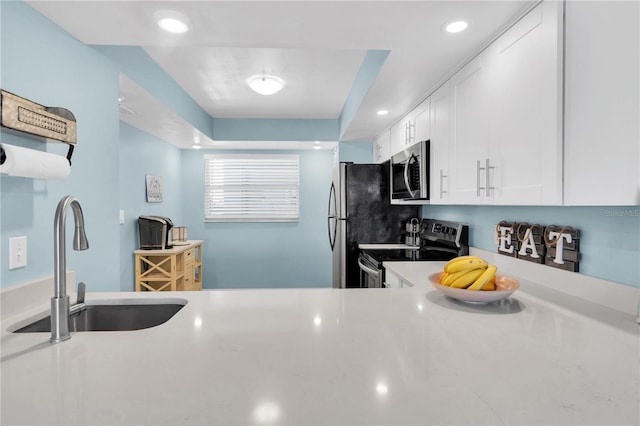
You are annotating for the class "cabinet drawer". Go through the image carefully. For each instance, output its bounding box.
[183,263,196,291]
[184,248,195,265]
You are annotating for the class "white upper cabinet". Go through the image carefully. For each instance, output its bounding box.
[429,81,451,204]
[485,0,563,205]
[449,54,490,204]
[412,98,430,144]
[390,117,408,156]
[563,1,639,206]
[449,1,563,205]
[390,99,430,156]
[373,129,391,164]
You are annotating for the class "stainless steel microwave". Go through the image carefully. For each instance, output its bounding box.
[390,140,429,200]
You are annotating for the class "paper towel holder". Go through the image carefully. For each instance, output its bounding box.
[0,89,77,165]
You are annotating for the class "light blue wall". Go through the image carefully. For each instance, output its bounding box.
[181,149,334,288]
[422,205,640,287]
[118,123,183,291]
[0,1,121,290]
[339,141,373,163]
[213,118,338,142]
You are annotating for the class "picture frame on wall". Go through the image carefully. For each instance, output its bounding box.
[145,175,163,203]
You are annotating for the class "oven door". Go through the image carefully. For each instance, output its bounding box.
[357,255,383,288]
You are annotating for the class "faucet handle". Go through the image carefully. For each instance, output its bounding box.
[76,281,86,304]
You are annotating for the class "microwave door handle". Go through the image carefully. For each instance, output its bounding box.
[403,154,417,198]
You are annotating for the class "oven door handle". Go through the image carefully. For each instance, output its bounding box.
[403,153,417,198]
[357,257,380,278]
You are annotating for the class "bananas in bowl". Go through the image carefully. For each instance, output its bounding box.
[439,256,497,290]
[429,256,520,304]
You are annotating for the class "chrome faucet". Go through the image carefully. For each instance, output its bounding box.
[51,196,89,343]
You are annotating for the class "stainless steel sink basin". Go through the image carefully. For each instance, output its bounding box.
[13,298,187,333]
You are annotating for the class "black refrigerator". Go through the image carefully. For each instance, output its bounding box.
[327,162,420,288]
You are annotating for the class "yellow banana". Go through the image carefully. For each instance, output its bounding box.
[467,265,498,291]
[445,258,488,274]
[442,268,472,286]
[439,272,449,284]
[443,255,482,272]
[449,268,486,289]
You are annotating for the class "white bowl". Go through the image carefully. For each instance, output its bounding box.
[428,272,520,304]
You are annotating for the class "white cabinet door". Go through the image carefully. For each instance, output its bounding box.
[413,98,430,144]
[429,82,451,204]
[485,1,563,205]
[384,269,402,288]
[373,129,391,164]
[449,54,490,204]
[390,100,430,156]
[390,119,407,156]
[563,1,639,205]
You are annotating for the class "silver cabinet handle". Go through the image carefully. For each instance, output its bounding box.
[405,122,410,145]
[485,158,495,195]
[407,121,415,145]
[439,169,448,198]
[477,160,486,196]
[358,258,380,278]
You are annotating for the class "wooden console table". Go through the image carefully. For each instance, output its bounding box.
[134,240,203,291]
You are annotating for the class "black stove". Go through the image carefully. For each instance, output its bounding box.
[356,219,469,288]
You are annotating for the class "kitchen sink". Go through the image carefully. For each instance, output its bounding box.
[13,298,187,333]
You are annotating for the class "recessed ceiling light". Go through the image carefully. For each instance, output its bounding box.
[192,145,202,150]
[154,10,190,34]
[377,110,389,115]
[445,21,468,33]
[247,74,285,96]
[313,146,322,150]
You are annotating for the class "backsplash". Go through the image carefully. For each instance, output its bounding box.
[422,205,640,287]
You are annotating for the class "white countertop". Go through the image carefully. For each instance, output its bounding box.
[1,262,639,425]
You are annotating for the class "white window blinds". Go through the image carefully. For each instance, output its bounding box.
[204,154,300,222]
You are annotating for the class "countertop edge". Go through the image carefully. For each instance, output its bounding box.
[383,247,639,317]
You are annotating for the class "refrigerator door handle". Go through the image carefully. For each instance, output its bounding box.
[327,182,338,250]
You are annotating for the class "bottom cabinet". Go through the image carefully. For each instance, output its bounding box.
[135,240,203,291]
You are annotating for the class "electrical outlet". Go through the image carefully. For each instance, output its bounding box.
[9,236,27,269]
[119,209,125,225]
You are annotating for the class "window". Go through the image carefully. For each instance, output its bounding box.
[204,154,300,222]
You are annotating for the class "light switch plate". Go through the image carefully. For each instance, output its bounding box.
[9,236,27,269]
[119,209,125,225]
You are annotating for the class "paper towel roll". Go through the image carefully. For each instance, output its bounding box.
[0,143,71,180]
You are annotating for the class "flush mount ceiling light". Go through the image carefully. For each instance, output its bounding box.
[377,110,389,115]
[247,74,285,96]
[192,144,202,150]
[445,21,468,33]
[154,10,190,34]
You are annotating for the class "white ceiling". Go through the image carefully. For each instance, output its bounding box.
[27,0,536,146]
